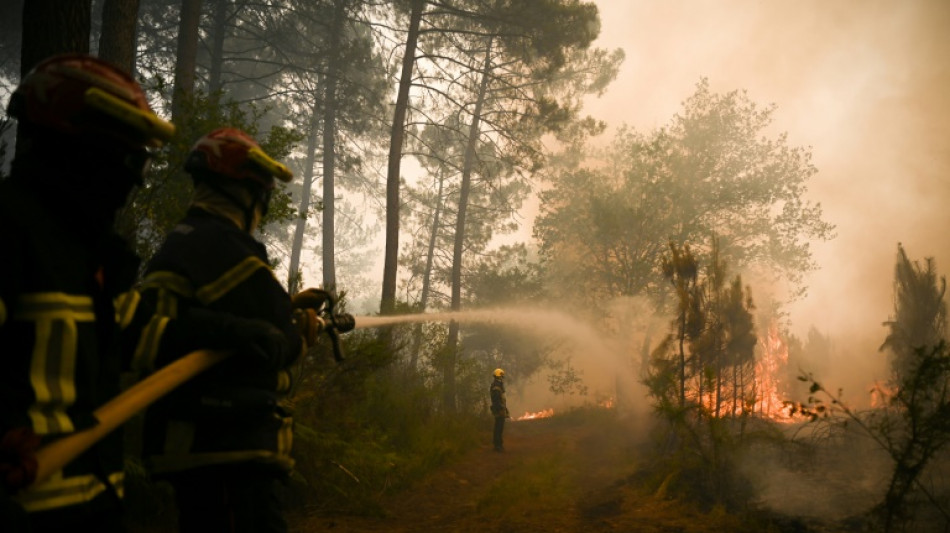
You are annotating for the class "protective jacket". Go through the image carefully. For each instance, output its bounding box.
[136,207,302,476]
[490,378,508,418]
[0,178,138,517]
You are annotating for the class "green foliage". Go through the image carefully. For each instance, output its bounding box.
[285,328,486,515]
[464,244,543,308]
[116,90,302,263]
[881,243,947,381]
[537,78,835,307]
[489,0,601,73]
[455,245,548,386]
[546,356,588,397]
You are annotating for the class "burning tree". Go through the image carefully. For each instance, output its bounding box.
[650,238,759,419]
[642,239,777,509]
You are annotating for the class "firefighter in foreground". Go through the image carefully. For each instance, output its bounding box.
[135,127,353,533]
[0,55,292,533]
[490,368,510,452]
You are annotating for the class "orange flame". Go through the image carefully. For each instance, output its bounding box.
[870,380,897,408]
[515,408,554,421]
[754,321,786,416]
[751,320,805,422]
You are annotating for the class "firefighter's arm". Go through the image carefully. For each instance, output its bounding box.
[159,308,293,370]
[290,288,330,347]
[290,288,355,361]
[124,290,295,373]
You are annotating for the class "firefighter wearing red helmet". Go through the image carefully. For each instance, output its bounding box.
[134,127,324,532]
[0,55,293,533]
[183,127,293,232]
[0,53,175,532]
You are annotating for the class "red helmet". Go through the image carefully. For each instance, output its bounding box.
[6,54,174,148]
[184,128,293,190]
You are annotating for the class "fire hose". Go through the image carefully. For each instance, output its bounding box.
[27,312,362,489]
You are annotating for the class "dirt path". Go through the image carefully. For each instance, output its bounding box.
[290,411,754,533]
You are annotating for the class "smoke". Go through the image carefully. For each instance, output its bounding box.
[580,0,950,401]
[356,301,658,414]
[740,426,891,521]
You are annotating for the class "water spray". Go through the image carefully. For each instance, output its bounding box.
[351,308,610,350]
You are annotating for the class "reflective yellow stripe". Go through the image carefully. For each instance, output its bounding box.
[16,470,124,512]
[134,272,192,373]
[276,370,291,392]
[277,414,293,457]
[248,147,293,183]
[155,286,178,318]
[84,86,175,145]
[140,271,194,298]
[16,293,92,435]
[15,293,95,321]
[114,290,140,329]
[196,256,271,305]
[132,316,170,374]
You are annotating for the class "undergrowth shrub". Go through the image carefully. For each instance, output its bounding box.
[285,328,487,517]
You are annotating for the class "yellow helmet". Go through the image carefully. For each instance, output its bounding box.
[493,368,505,378]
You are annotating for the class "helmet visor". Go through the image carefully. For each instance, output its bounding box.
[84,87,175,147]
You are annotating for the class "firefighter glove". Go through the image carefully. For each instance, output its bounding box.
[333,313,356,333]
[0,427,41,490]
[293,308,324,346]
[291,288,331,310]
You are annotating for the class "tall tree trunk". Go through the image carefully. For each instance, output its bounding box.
[714,321,723,418]
[697,347,704,415]
[21,0,90,75]
[171,0,201,125]
[420,171,445,312]
[732,362,739,416]
[408,171,446,369]
[444,36,493,413]
[287,105,320,295]
[98,0,139,73]
[714,354,722,418]
[207,0,228,94]
[379,0,424,318]
[322,0,346,290]
[18,0,91,156]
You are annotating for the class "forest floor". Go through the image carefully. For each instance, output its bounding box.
[288,409,791,533]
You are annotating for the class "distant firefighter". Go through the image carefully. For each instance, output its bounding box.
[490,368,510,452]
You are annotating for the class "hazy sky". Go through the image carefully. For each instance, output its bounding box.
[575,0,950,380]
